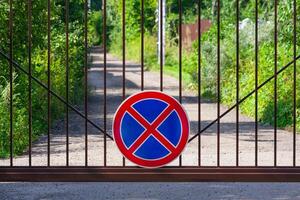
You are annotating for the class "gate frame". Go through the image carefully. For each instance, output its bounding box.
[1,0,300,183]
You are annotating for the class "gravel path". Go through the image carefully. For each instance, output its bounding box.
[1,46,299,167]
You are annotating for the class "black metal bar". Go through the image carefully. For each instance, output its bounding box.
[236,0,240,167]
[0,50,113,141]
[217,0,221,167]
[122,0,126,166]
[65,0,70,167]
[1,167,300,182]
[9,0,13,167]
[178,0,182,167]
[103,0,107,167]
[293,0,297,167]
[141,0,144,91]
[179,0,182,103]
[255,0,259,167]
[188,54,300,143]
[28,0,32,167]
[198,0,202,167]
[47,0,51,167]
[274,0,278,167]
[84,0,88,167]
[160,0,163,91]
[122,0,126,100]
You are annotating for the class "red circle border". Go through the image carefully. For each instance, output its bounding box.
[113,91,190,168]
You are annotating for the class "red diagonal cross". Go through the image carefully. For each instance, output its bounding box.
[126,105,176,154]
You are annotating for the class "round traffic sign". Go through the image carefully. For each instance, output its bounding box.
[113,91,189,168]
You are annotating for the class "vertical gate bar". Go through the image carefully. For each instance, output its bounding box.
[103,0,107,167]
[178,0,182,104]
[122,0,126,166]
[160,0,163,91]
[293,0,297,167]
[47,0,51,167]
[255,0,259,167]
[9,0,13,167]
[217,0,221,167]
[178,0,182,166]
[122,0,126,100]
[198,0,202,167]
[28,0,32,167]
[274,0,278,167]
[84,0,88,167]
[141,0,144,91]
[65,0,69,167]
[236,0,239,167]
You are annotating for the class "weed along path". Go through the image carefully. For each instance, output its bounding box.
[1,46,299,167]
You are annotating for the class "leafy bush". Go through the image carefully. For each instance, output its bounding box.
[185,0,300,129]
[0,0,86,158]
[89,11,103,45]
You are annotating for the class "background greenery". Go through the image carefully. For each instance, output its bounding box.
[0,0,92,158]
[105,0,300,130]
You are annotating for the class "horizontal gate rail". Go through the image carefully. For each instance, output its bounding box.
[1,167,300,182]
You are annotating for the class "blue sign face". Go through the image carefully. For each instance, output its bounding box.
[113,91,189,168]
[120,98,182,160]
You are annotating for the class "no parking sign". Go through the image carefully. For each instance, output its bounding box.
[113,91,189,168]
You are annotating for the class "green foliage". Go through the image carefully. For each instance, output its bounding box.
[88,11,103,45]
[91,0,102,11]
[0,0,86,157]
[107,0,300,131]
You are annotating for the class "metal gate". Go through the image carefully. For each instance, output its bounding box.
[0,0,300,182]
